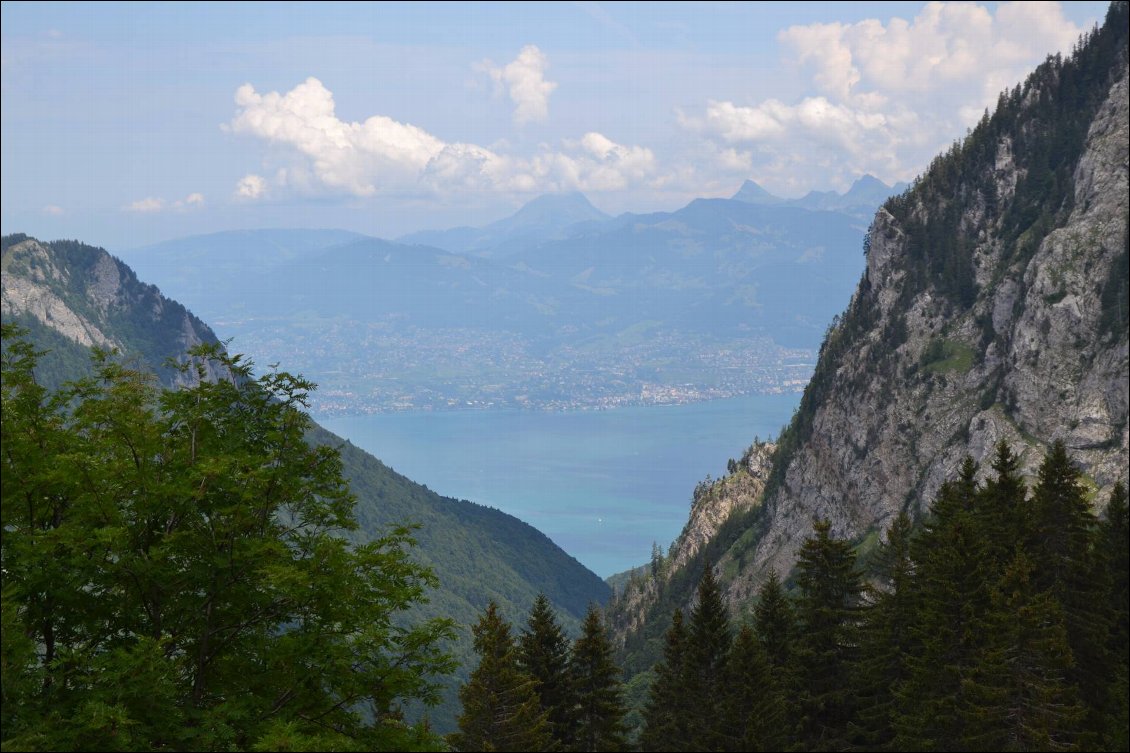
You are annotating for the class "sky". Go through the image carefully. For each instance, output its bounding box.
[1,1,1111,250]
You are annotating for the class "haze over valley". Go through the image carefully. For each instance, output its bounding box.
[116,181,885,416]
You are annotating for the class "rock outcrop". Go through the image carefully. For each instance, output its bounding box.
[2,236,227,386]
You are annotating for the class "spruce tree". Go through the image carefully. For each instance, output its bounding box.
[753,568,794,673]
[719,625,786,752]
[852,511,915,750]
[519,594,578,750]
[1028,441,1110,743]
[896,472,995,750]
[792,519,863,751]
[451,601,552,752]
[961,550,1086,751]
[1101,482,1129,750]
[685,562,733,751]
[570,604,628,752]
[978,440,1029,567]
[640,609,691,752]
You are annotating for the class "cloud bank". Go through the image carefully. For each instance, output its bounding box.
[123,193,205,213]
[680,1,1088,194]
[227,76,658,199]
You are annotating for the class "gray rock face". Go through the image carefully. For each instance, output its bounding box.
[2,240,120,349]
[722,64,1129,604]
[2,238,230,387]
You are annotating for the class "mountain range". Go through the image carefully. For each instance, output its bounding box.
[112,177,896,415]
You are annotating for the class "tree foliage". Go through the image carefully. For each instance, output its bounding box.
[570,605,628,752]
[450,601,551,752]
[0,325,456,751]
[519,594,579,749]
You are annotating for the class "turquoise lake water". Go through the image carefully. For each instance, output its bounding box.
[319,392,799,578]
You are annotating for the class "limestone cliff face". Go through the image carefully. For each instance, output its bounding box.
[611,8,1128,656]
[1,236,227,386]
[725,53,1129,603]
[607,442,774,641]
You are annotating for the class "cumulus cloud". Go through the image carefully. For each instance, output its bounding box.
[682,1,1087,193]
[125,197,165,213]
[235,174,267,199]
[480,45,558,125]
[123,192,205,212]
[228,77,658,198]
[41,204,65,216]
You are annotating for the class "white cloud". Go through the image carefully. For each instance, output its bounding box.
[682,1,1087,194]
[235,174,267,199]
[123,192,206,212]
[480,45,558,125]
[228,77,658,198]
[41,204,64,216]
[125,197,165,213]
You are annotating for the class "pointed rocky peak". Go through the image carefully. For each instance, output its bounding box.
[841,174,897,205]
[504,191,609,230]
[731,179,782,205]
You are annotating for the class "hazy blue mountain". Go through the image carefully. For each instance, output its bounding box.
[117,228,369,322]
[730,179,784,205]
[249,236,564,334]
[100,184,884,413]
[732,174,908,220]
[510,197,867,347]
[790,174,907,218]
[398,191,610,256]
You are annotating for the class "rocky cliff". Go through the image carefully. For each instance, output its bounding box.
[740,22,1129,602]
[1,235,226,387]
[612,2,1129,654]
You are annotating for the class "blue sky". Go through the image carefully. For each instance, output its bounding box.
[1,1,1110,249]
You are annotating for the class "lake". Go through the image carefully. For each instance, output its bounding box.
[319,393,799,578]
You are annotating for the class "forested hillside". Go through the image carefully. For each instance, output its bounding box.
[0,235,609,735]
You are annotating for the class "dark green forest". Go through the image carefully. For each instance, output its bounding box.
[445,441,1130,752]
[629,442,1129,752]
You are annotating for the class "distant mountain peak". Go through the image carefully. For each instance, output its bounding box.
[731,179,782,205]
[849,172,885,191]
[508,191,608,226]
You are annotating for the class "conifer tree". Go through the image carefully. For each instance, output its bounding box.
[719,625,786,752]
[961,550,1086,751]
[852,511,915,749]
[685,562,733,751]
[896,470,995,750]
[978,440,1029,566]
[451,601,552,752]
[519,594,578,750]
[792,519,863,751]
[639,609,691,752]
[1101,482,1129,750]
[753,568,794,673]
[1028,441,1111,741]
[570,604,628,752]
